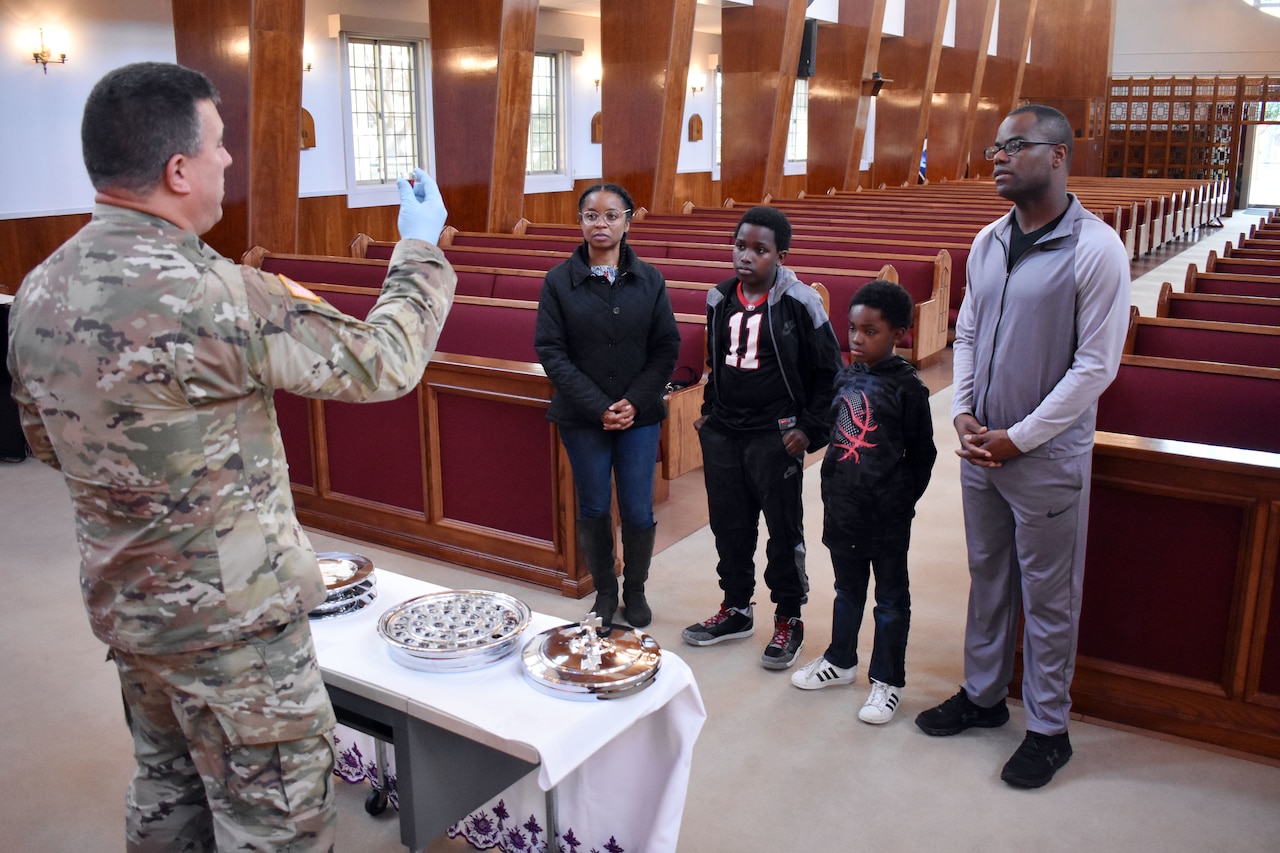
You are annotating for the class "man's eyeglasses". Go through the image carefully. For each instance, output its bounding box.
[983,139,1060,160]
[579,210,630,225]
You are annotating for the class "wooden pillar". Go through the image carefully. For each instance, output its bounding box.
[926,0,998,181]
[970,0,1037,177]
[427,0,537,233]
[807,0,887,195]
[172,0,304,257]
[599,0,696,215]
[720,0,809,204]
[873,0,950,188]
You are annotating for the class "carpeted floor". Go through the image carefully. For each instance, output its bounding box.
[3,209,1278,852]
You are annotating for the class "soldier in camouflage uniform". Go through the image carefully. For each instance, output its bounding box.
[6,62,456,852]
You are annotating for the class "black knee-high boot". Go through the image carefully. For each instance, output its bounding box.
[578,515,617,626]
[621,524,656,628]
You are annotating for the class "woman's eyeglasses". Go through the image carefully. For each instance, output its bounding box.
[983,139,1060,160]
[579,210,630,225]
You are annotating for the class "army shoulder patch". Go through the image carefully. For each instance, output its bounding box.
[279,274,322,303]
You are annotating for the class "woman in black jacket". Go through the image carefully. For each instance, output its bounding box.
[534,184,680,628]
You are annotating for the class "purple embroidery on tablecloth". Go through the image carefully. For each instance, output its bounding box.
[333,741,627,853]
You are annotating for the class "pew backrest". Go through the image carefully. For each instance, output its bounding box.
[1097,354,1280,453]
[1156,281,1280,326]
[1126,315,1280,370]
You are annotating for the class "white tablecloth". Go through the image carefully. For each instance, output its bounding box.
[312,570,706,852]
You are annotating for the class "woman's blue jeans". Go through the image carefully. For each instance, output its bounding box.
[558,423,661,528]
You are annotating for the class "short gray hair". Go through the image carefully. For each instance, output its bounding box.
[82,62,221,194]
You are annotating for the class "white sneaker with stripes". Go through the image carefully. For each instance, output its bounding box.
[790,656,857,690]
[858,679,902,724]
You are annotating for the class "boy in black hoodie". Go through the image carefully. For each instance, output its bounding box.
[791,280,937,724]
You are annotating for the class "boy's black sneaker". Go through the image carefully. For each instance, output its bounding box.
[682,604,753,646]
[914,687,1010,735]
[1000,731,1073,789]
[760,617,804,670]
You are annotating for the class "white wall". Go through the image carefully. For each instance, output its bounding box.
[1113,0,1280,76]
[0,2,175,218]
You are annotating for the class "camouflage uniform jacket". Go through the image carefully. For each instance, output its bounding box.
[7,204,456,655]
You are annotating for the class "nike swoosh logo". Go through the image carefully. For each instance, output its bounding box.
[1047,507,1070,518]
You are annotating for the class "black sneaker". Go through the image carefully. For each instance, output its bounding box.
[682,604,754,646]
[760,617,804,670]
[914,687,1010,736]
[1000,731,1073,789]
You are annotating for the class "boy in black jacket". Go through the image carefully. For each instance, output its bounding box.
[791,280,937,724]
[682,206,843,670]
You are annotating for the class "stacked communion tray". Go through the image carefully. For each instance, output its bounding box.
[309,551,377,619]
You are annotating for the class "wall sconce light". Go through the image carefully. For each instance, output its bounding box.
[303,44,314,73]
[690,84,704,96]
[594,79,600,92]
[304,62,313,72]
[32,29,67,74]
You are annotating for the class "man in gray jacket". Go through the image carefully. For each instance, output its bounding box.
[914,105,1130,788]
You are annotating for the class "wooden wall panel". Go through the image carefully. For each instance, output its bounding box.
[673,172,722,210]
[808,0,887,195]
[599,0,697,215]
[872,0,949,187]
[720,0,808,204]
[927,0,997,181]
[427,0,537,233]
[172,0,305,258]
[246,2,305,252]
[296,195,398,255]
[1021,0,1115,177]
[171,0,251,258]
[970,0,1037,177]
[0,214,89,291]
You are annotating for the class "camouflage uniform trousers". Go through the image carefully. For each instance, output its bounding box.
[112,616,338,852]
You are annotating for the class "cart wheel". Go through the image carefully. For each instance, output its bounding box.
[364,788,389,816]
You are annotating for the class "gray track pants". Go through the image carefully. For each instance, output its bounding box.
[959,451,1092,735]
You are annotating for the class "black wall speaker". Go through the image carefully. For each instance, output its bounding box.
[798,19,818,79]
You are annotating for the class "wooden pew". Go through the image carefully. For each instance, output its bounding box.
[1124,312,1280,369]
[1183,264,1280,299]
[1156,282,1280,327]
[353,234,946,366]
[1058,353,1280,759]
[422,225,974,337]
[259,278,587,596]
[1221,243,1280,261]
[1204,251,1280,278]
[1098,354,1280,452]
[360,235,943,367]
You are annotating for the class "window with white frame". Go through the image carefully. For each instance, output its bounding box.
[347,37,423,185]
[787,78,809,162]
[715,68,723,167]
[527,52,563,174]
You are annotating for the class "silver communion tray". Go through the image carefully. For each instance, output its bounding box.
[377,590,532,672]
[309,552,377,620]
[521,618,662,701]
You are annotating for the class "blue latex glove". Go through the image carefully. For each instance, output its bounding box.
[397,167,448,243]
